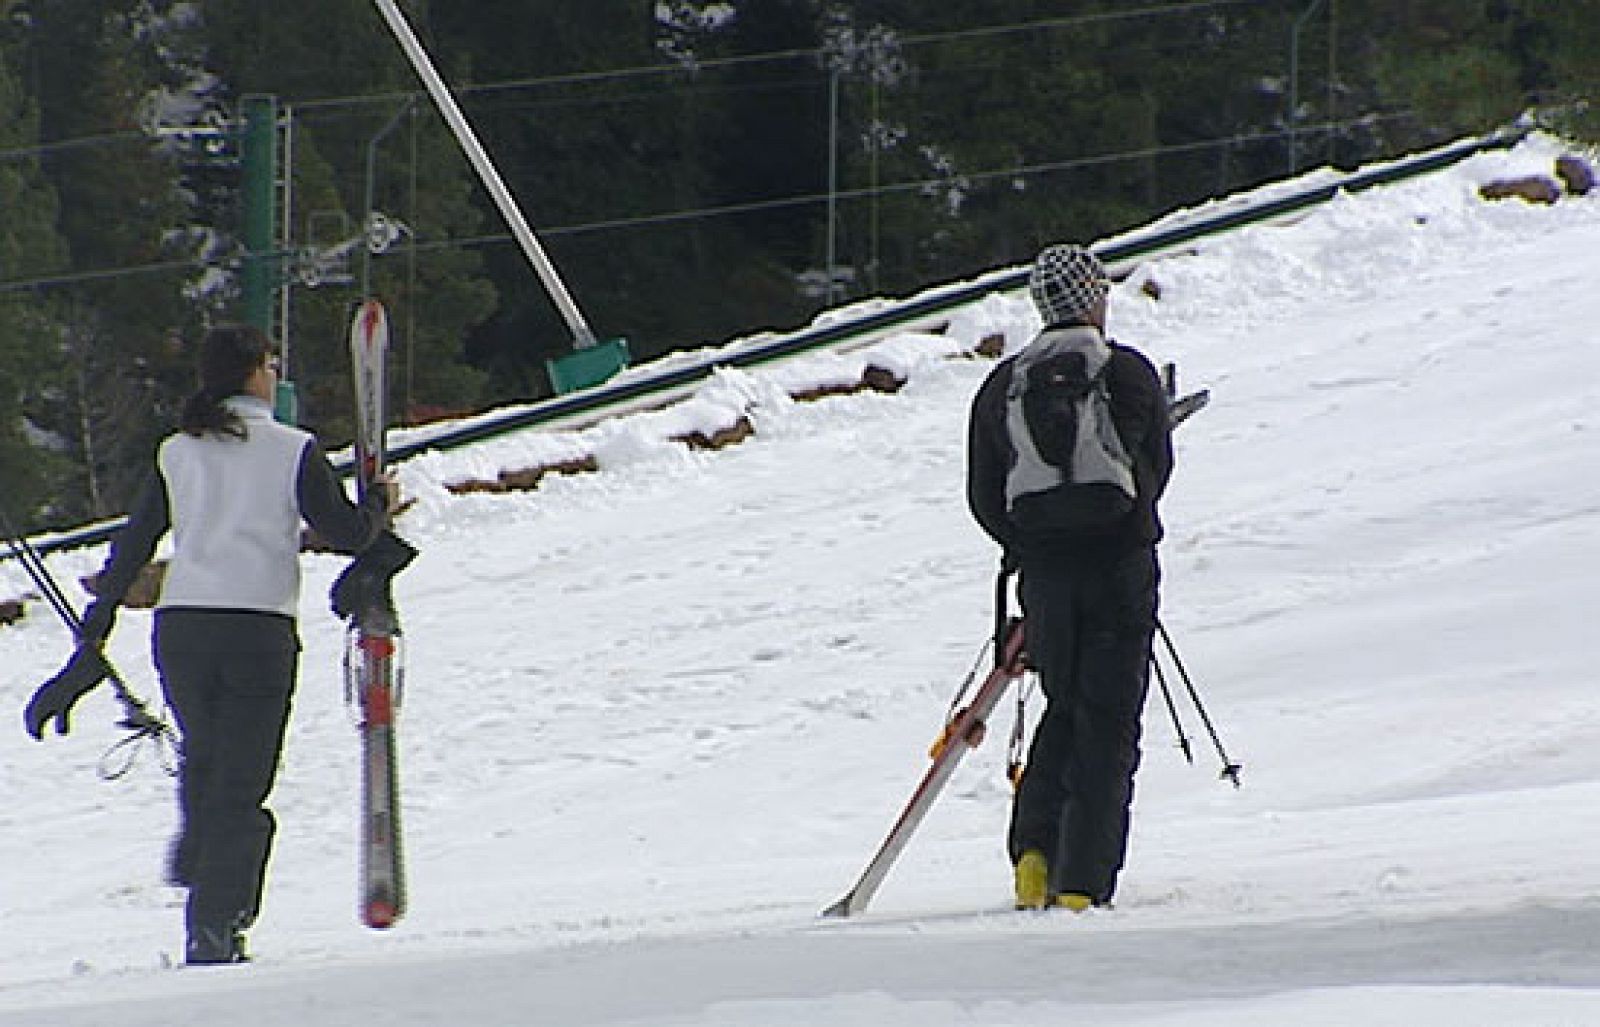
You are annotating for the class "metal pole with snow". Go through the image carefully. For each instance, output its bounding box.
[371,0,600,355]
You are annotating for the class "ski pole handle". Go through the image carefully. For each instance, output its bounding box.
[993,562,1015,662]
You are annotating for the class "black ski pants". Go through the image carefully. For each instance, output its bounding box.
[154,609,300,938]
[1008,546,1158,904]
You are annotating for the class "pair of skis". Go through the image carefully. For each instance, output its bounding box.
[346,299,406,930]
[823,572,1029,919]
[823,383,1213,919]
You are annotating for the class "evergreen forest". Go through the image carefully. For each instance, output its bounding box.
[1,0,1595,528]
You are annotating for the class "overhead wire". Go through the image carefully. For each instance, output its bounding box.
[0,109,1408,293]
[0,0,1341,293]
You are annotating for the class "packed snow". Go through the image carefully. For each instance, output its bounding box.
[2,133,1599,1025]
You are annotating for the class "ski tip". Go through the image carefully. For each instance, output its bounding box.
[363,899,401,930]
[819,896,856,920]
[351,298,390,344]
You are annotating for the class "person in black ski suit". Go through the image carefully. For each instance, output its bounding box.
[24,324,398,963]
[966,244,1173,910]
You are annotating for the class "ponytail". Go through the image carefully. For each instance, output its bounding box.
[179,386,244,438]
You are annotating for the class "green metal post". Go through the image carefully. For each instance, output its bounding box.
[240,94,297,423]
[240,95,278,335]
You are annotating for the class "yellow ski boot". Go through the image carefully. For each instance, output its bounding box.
[1014,850,1050,910]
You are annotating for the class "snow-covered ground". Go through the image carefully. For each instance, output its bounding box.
[3,134,1598,1025]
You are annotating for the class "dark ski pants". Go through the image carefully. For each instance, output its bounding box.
[1008,546,1158,904]
[155,609,300,938]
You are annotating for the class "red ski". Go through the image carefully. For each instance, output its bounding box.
[346,299,407,929]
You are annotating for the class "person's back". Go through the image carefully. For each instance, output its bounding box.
[159,396,310,617]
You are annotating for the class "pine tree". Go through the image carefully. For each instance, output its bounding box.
[15,0,197,522]
[1504,0,1600,141]
[0,32,71,524]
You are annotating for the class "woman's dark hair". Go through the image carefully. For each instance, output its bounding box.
[179,324,275,438]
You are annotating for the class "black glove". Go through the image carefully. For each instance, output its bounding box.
[79,600,116,645]
[24,646,111,740]
[331,531,418,621]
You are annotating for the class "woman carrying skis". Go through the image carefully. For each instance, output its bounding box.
[24,324,393,963]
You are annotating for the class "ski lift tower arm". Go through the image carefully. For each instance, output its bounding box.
[371,0,598,350]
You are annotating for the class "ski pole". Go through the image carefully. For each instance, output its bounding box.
[993,560,1014,659]
[994,563,1039,789]
[928,559,1011,761]
[1155,619,1242,787]
[1149,654,1194,765]
[1005,675,1035,790]
[0,505,179,778]
[1,507,80,629]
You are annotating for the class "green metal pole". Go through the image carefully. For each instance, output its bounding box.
[240,94,278,335]
[240,94,297,423]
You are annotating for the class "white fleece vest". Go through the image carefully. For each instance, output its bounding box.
[157,396,312,617]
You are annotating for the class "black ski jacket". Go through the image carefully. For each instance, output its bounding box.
[967,324,1174,561]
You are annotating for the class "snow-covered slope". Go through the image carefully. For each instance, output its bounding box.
[2,134,1598,1025]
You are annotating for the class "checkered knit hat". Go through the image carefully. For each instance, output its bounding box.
[1028,244,1109,325]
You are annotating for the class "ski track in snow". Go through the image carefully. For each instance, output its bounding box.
[2,134,1599,1025]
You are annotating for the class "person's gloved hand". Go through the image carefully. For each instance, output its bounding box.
[331,531,418,621]
[79,600,116,645]
[24,646,111,739]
